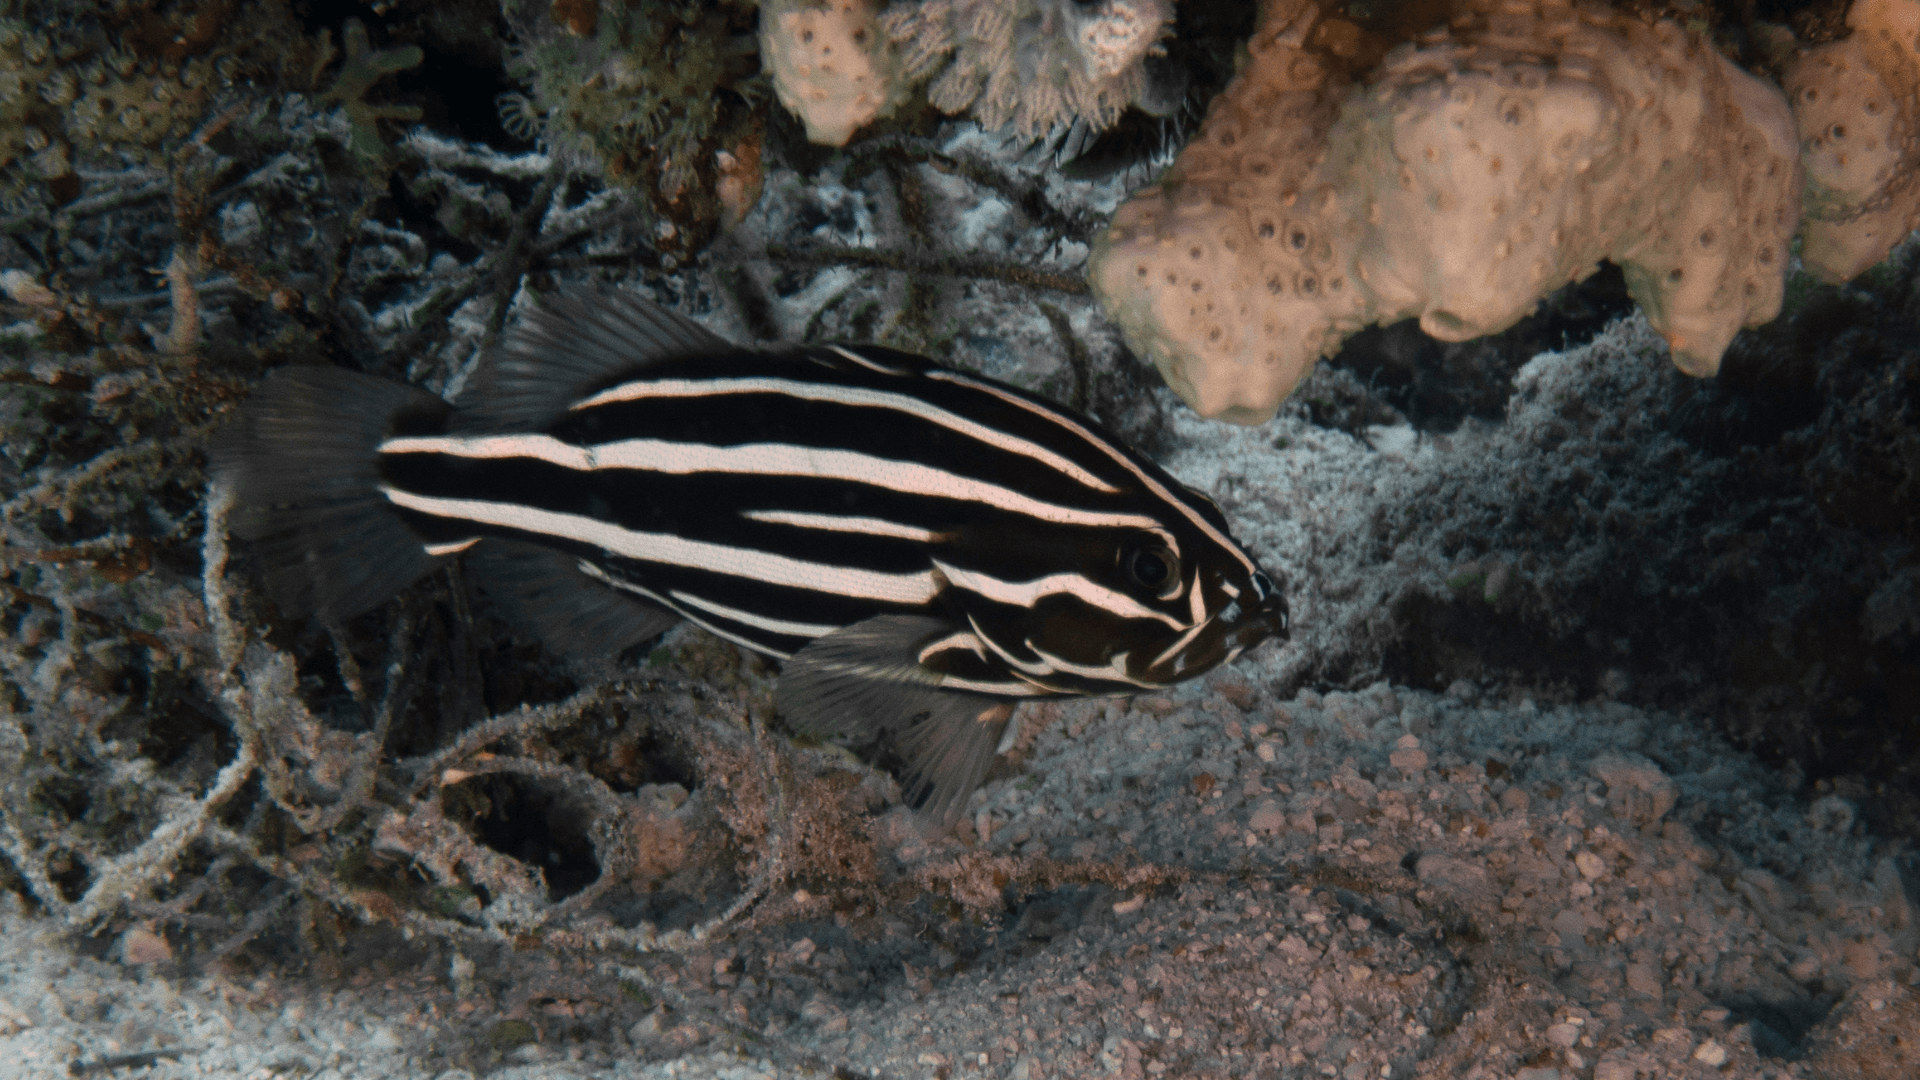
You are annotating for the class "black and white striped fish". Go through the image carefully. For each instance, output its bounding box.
[215,289,1288,823]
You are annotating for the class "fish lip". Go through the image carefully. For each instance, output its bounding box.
[1145,597,1289,680]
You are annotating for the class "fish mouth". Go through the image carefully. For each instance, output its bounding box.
[1139,591,1289,683]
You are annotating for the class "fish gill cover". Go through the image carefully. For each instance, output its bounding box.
[0,1,1916,1077]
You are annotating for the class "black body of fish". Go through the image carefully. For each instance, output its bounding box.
[214,289,1288,823]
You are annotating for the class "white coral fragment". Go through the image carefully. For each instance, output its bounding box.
[762,0,909,147]
[1090,0,1803,423]
[884,0,1174,139]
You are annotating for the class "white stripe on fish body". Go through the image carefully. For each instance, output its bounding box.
[957,608,1158,694]
[739,510,943,543]
[422,538,481,556]
[1148,612,1217,670]
[825,344,918,376]
[1020,638,1159,690]
[567,373,1123,495]
[937,672,1056,696]
[577,560,803,660]
[377,486,940,606]
[380,435,1161,533]
[932,559,1187,629]
[667,589,842,642]
[925,368,1260,578]
[916,628,989,667]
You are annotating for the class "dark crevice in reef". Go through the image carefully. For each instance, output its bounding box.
[1358,256,1920,842]
[1055,0,1261,179]
[294,0,526,154]
[449,773,604,902]
[1322,263,1637,435]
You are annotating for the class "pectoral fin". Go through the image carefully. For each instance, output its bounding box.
[775,614,1014,827]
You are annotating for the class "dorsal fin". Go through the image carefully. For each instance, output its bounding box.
[453,287,729,432]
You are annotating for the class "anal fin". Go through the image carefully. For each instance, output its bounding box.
[775,614,1016,827]
[468,541,679,662]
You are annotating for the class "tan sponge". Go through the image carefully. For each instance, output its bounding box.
[1089,0,1802,424]
[762,0,909,147]
[1784,0,1920,283]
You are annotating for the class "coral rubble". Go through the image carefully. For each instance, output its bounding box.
[1090,0,1803,423]
[1784,0,1920,282]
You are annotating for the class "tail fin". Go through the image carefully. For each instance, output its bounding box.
[211,367,454,624]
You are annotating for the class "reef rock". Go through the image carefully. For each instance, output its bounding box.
[1783,0,1920,283]
[1090,0,1802,423]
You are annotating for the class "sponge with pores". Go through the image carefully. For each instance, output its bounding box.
[1089,0,1803,424]
[762,0,909,147]
[1783,0,1920,283]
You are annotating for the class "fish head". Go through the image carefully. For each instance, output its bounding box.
[934,509,1288,696]
[1107,521,1289,688]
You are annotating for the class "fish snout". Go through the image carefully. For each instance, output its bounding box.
[1252,587,1289,639]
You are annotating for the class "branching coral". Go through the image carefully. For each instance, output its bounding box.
[1783,0,1920,283]
[883,0,1176,139]
[1090,0,1802,423]
[316,19,424,170]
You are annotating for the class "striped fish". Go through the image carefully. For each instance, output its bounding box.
[215,289,1288,824]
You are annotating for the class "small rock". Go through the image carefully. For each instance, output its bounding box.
[120,927,171,965]
[1248,799,1287,834]
[1546,1022,1581,1047]
[1693,1039,1728,1066]
[1390,746,1429,773]
[1416,853,1489,892]
[1574,851,1606,879]
[1217,678,1257,711]
[1627,963,1664,997]
[0,997,32,1036]
[1651,1026,1692,1046]
[1589,752,1676,826]
[0,269,56,308]
[629,1010,666,1044]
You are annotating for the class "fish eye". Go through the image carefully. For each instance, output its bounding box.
[1121,537,1180,594]
[1130,549,1170,588]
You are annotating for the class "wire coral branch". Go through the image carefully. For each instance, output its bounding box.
[7,486,264,925]
[764,242,1089,294]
